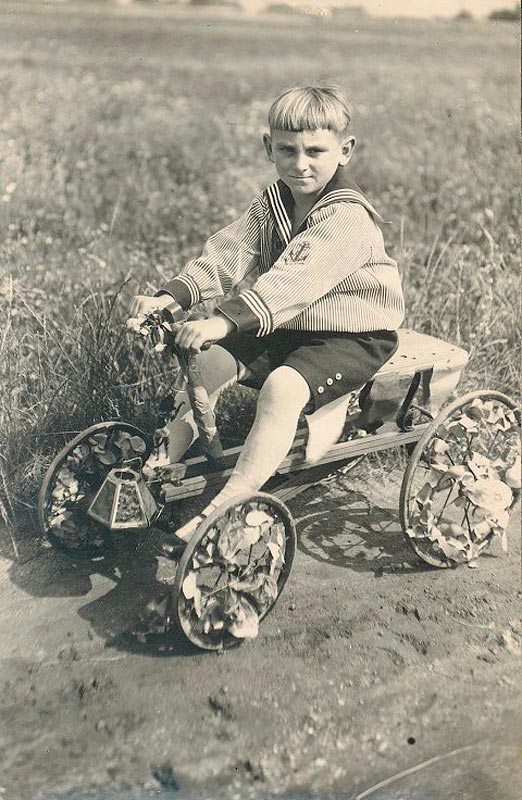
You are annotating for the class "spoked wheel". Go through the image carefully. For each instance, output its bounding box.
[400,391,520,568]
[38,421,153,554]
[173,493,296,650]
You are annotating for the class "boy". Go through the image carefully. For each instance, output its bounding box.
[130,85,404,553]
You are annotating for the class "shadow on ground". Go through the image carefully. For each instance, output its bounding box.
[5,518,200,657]
[294,486,431,576]
[6,483,430,658]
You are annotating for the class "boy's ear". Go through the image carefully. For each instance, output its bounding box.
[263,132,273,162]
[339,136,356,166]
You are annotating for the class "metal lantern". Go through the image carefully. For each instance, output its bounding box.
[87,468,158,530]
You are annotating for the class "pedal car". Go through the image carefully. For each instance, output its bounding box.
[38,309,520,650]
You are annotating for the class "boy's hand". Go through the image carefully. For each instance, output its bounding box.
[174,315,235,352]
[129,293,182,320]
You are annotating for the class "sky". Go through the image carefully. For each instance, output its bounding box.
[242,0,515,17]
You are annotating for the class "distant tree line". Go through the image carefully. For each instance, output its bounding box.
[454,3,520,21]
[190,0,242,7]
[488,3,520,20]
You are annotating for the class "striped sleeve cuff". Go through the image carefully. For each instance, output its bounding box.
[216,290,272,336]
[158,275,201,309]
[240,290,273,336]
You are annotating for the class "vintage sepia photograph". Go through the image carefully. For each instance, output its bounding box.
[0,1,520,798]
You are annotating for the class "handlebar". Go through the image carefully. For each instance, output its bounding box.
[127,306,212,353]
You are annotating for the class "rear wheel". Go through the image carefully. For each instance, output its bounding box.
[400,391,520,568]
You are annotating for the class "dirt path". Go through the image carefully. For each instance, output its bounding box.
[1,468,520,800]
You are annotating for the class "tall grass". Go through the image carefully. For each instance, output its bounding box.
[0,3,519,539]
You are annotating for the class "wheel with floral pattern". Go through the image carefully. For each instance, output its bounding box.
[173,493,296,650]
[400,391,520,568]
[38,421,153,554]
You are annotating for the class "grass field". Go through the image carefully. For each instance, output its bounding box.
[0,1,519,530]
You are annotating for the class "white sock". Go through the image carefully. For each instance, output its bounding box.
[200,365,311,518]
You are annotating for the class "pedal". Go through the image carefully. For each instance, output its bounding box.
[152,462,188,484]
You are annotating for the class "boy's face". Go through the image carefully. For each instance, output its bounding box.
[263,128,355,201]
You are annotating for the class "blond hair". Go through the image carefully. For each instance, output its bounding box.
[268,85,351,135]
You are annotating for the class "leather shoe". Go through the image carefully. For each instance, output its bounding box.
[159,514,206,559]
[160,533,187,560]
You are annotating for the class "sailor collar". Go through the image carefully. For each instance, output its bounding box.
[264,166,382,246]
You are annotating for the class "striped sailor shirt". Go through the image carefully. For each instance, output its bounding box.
[159,166,405,336]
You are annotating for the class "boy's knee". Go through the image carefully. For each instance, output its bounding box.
[195,345,244,394]
[259,366,311,411]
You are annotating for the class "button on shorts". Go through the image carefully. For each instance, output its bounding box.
[220,329,398,412]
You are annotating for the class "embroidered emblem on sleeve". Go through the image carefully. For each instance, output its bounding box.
[283,240,312,265]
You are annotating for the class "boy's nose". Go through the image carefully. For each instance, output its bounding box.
[294,153,309,173]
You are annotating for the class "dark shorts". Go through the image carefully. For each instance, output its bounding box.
[220,329,399,413]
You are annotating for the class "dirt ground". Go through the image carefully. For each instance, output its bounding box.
[1,465,520,800]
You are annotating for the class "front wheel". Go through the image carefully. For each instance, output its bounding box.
[38,421,153,554]
[400,391,520,568]
[173,493,296,650]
